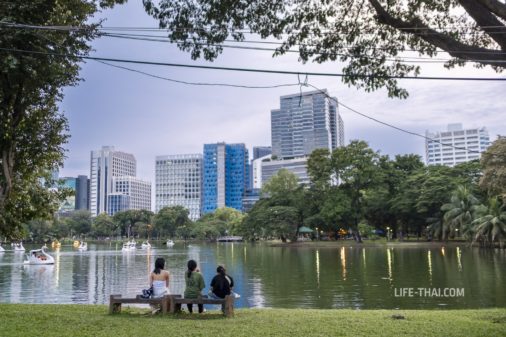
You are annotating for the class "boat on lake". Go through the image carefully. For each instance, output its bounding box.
[122,240,137,252]
[78,242,88,251]
[51,240,61,249]
[166,240,175,247]
[24,247,55,265]
[13,242,25,251]
[141,241,151,249]
[0,244,4,252]
[216,236,243,242]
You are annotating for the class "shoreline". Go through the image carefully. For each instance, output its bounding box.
[269,240,473,248]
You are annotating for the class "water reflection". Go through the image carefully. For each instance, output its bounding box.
[340,247,346,281]
[0,243,504,309]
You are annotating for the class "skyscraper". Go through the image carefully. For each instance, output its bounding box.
[112,176,151,211]
[425,123,490,166]
[90,146,136,216]
[75,175,89,210]
[271,89,344,159]
[155,154,202,220]
[202,143,249,214]
[252,146,272,160]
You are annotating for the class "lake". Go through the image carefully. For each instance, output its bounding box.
[0,242,504,309]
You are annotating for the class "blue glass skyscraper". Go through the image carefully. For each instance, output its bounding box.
[203,143,249,214]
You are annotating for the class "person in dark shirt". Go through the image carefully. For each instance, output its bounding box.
[209,265,238,313]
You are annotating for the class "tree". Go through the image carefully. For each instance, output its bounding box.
[472,197,506,248]
[262,168,299,199]
[113,209,153,238]
[0,0,125,237]
[153,206,191,238]
[330,141,381,242]
[92,212,115,238]
[441,185,481,241]
[144,0,506,98]
[66,210,92,238]
[480,138,506,198]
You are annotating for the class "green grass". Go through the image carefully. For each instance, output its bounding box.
[0,305,504,337]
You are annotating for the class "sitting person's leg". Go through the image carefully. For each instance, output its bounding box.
[187,303,193,313]
[198,304,204,313]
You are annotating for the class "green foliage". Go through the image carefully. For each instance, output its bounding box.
[472,197,506,248]
[113,209,154,238]
[91,213,115,238]
[153,206,191,238]
[0,0,125,238]
[261,168,299,199]
[480,138,506,198]
[144,0,505,99]
[66,210,92,238]
[441,186,481,241]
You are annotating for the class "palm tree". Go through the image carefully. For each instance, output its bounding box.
[441,186,480,241]
[472,198,506,248]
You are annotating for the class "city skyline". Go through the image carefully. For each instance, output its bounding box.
[58,1,505,192]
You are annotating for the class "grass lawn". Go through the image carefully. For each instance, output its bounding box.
[0,305,504,337]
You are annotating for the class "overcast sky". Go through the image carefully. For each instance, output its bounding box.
[60,1,505,187]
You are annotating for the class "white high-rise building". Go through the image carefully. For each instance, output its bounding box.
[252,154,272,189]
[155,154,202,220]
[425,123,490,166]
[108,176,151,215]
[261,157,310,186]
[90,146,136,216]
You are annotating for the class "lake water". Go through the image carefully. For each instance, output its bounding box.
[0,242,504,309]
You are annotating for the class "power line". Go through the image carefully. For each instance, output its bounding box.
[305,83,482,155]
[1,47,505,81]
[95,60,301,89]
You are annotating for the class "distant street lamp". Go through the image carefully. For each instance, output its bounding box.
[315,227,319,241]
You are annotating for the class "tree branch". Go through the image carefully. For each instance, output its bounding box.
[458,0,506,50]
[368,0,505,67]
[476,0,506,21]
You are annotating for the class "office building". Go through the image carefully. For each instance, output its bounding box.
[107,176,151,215]
[253,146,272,160]
[251,154,271,189]
[155,154,202,220]
[261,157,310,186]
[242,188,261,212]
[271,89,344,159]
[202,143,249,214]
[59,177,77,213]
[90,146,136,216]
[76,175,90,210]
[107,194,131,215]
[425,123,490,166]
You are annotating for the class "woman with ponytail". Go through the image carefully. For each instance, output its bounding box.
[184,259,205,313]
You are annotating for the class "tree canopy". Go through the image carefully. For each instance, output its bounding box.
[0,0,125,238]
[144,0,506,98]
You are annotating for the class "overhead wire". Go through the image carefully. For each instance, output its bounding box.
[1,47,505,81]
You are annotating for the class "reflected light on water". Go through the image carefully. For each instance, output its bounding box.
[315,249,320,287]
[428,250,433,283]
[243,245,247,263]
[55,249,60,286]
[362,248,366,268]
[456,247,462,272]
[340,247,346,281]
[387,248,393,282]
[441,246,445,256]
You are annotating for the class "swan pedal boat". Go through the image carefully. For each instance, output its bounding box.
[166,240,175,247]
[24,248,55,265]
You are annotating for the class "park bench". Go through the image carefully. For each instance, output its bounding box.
[169,294,235,317]
[109,294,172,314]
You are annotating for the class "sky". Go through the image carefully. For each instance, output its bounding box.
[59,1,506,188]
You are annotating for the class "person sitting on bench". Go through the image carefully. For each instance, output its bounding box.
[209,265,239,313]
[150,257,170,313]
[184,259,205,313]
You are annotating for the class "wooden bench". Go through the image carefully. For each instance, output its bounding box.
[109,294,171,314]
[169,294,235,317]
